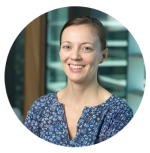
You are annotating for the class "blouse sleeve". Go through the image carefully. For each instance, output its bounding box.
[24,97,44,137]
[96,106,133,143]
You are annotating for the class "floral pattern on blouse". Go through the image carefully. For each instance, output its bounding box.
[24,92,133,147]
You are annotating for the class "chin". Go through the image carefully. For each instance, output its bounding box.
[68,77,85,84]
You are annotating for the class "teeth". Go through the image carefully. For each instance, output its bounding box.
[70,64,84,69]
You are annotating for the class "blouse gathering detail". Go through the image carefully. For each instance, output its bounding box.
[24,92,133,147]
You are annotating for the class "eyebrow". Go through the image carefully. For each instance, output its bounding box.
[61,41,94,46]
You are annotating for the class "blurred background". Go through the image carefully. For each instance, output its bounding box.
[5,6,145,123]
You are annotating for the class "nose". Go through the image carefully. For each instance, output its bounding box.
[70,47,82,61]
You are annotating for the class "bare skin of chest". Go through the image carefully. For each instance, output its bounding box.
[64,105,84,140]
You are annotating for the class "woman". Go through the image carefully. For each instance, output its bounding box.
[24,16,133,147]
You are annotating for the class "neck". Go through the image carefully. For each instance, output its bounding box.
[63,79,101,107]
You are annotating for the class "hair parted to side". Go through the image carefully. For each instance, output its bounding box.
[60,16,108,85]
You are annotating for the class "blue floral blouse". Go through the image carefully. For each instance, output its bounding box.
[24,92,133,147]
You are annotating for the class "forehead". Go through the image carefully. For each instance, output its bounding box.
[61,24,99,43]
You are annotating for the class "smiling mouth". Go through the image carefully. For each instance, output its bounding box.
[68,64,85,69]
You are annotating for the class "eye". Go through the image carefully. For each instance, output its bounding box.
[62,45,71,50]
[82,46,92,51]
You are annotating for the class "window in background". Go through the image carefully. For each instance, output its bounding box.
[46,8,68,93]
[5,30,24,122]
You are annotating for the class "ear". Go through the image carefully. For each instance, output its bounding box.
[100,48,108,63]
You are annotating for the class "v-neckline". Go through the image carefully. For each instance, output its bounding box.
[62,104,86,142]
[53,91,114,142]
[54,92,86,142]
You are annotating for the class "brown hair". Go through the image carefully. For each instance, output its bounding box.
[60,16,107,85]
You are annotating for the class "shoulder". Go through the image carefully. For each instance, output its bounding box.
[24,92,58,127]
[99,87,131,112]
[106,94,133,123]
[109,94,133,112]
[24,92,57,134]
[29,93,55,110]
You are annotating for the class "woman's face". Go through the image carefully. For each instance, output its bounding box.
[59,24,107,84]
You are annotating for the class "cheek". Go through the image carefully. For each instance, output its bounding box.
[84,54,99,65]
[59,51,70,62]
